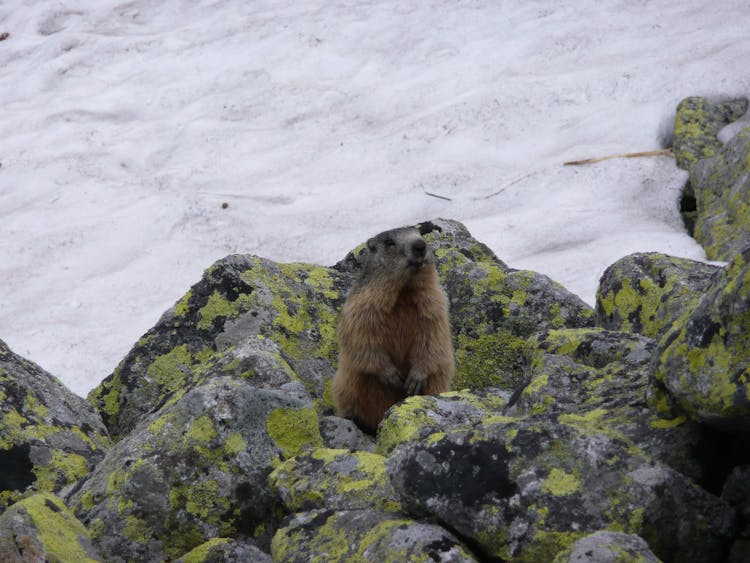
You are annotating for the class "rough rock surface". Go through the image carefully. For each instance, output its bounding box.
[5,146,750,563]
[552,530,660,563]
[0,493,102,562]
[672,96,748,170]
[271,509,478,562]
[174,538,271,563]
[0,339,110,511]
[656,247,750,431]
[595,252,720,339]
[68,377,320,561]
[691,126,750,261]
[387,416,735,562]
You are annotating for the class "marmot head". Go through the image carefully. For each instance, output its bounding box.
[360,227,435,288]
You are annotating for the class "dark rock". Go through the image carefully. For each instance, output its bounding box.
[691,126,750,261]
[319,415,376,452]
[270,448,400,513]
[656,248,750,431]
[672,96,748,170]
[552,530,660,563]
[174,538,271,563]
[68,377,321,562]
[0,339,110,510]
[387,415,736,562]
[0,493,103,562]
[595,252,720,339]
[271,509,478,562]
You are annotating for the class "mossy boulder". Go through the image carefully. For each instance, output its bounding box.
[0,339,110,511]
[271,509,478,562]
[174,538,271,563]
[595,253,720,339]
[552,531,660,563]
[691,126,750,261]
[270,448,400,513]
[68,377,321,561]
[672,96,748,171]
[513,328,708,482]
[89,255,351,440]
[375,388,509,456]
[0,493,102,562]
[656,247,750,431]
[386,415,735,562]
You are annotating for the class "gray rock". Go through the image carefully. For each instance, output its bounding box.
[672,96,748,170]
[319,415,375,452]
[595,253,720,339]
[387,415,735,562]
[691,126,750,261]
[0,338,110,510]
[656,247,750,431]
[174,538,271,563]
[269,448,400,512]
[271,509,478,562]
[0,493,103,562]
[68,377,322,562]
[552,530,660,562]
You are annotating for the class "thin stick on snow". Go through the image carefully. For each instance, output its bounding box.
[563,148,673,166]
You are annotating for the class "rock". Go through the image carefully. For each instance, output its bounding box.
[552,530,660,563]
[376,388,509,456]
[0,493,102,562]
[89,219,593,441]
[387,415,736,562]
[419,220,593,391]
[174,538,271,563]
[0,339,110,510]
[68,377,322,562]
[672,96,748,170]
[722,465,750,562]
[89,255,351,439]
[271,509,478,562]
[319,415,375,452]
[691,126,750,261]
[595,253,720,339]
[269,448,400,513]
[656,247,750,430]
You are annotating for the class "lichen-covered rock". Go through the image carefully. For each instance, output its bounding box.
[672,96,748,170]
[595,253,720,339]
[69,377,322,562]
[0,339,110,510]
[319,415,376,452]
[691,126,750,261]
[420,220,594,390]
[0,493,102,562]
[269,448,400,513]
[551,530,660,563]
[174,538,271,563]
[513,328,708,481]
[271,509,478,562]
[656,247,750,430]
[376,388,509,456]
[89,256,351,439]
[387,415,735,562]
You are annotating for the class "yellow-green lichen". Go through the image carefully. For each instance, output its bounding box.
[186,415,218,444]
[174,290,193,317]
[33,450,89,492]
[541,468,581,496]
[266,407,323,459]
[20,493,99,563]
[179,538,230,563]
[123,514,152,543]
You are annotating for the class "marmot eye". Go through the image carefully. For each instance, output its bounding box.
[384,238,395,247]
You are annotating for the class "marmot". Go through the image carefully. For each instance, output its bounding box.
[333,226,455,432]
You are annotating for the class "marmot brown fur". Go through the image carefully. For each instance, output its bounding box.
[333,226,455,432]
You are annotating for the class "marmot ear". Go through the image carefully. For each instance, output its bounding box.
[367,238,378,253]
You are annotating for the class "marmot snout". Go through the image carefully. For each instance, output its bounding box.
[332,226,455,432]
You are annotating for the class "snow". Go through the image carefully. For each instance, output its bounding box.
[1,1,748,397]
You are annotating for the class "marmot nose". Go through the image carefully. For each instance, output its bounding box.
[411,238,426,257]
